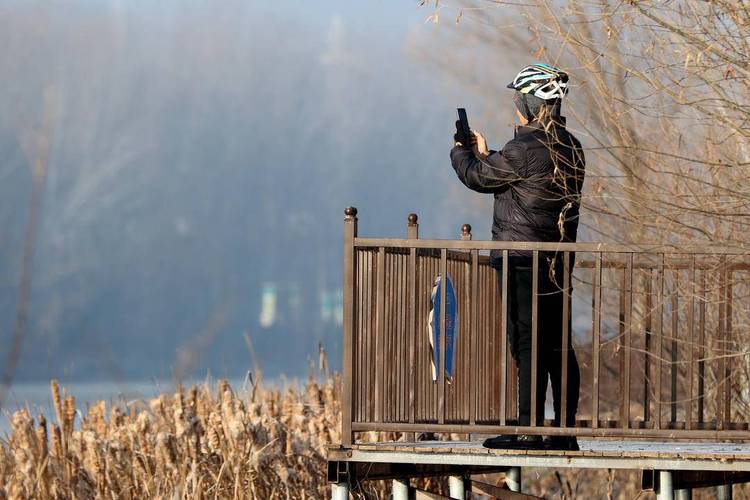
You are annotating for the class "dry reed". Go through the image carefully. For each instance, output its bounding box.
[2,377,740,499]
[0,376,343,499]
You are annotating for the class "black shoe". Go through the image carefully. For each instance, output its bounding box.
[482,434,544,450]
[543,436,579,451]
[417,432,437,441]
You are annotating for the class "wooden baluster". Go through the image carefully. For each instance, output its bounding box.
[591,253,602,430]
[561,252,571,428]
[374,246,386,424]
[670,271,679,424]
[717,257,726,430]
[530,251,539,428]
[342,207,358,446]
[620,253,633,428]
[655,254,665,430]
[643,269,653,424]
[686,256,695,430]
[698,268,706,424]
[724,266,733,425]
[500,249,509,426]
[437,249,448,425]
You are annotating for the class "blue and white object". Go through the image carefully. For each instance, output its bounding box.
[428,274,458,383]
[259,282,278,328]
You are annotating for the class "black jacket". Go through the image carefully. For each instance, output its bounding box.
[450,118,585,264]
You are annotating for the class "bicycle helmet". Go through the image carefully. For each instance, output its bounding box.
[507,63,569,101]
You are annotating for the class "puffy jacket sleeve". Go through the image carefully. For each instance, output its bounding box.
[450,141,524,194]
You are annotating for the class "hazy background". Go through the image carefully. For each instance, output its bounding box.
[0,0,524,387]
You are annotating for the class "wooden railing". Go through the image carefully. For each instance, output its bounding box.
[340,207,750,446]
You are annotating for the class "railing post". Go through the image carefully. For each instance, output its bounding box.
[342,207,358,447]
[407,214,418,441]
[461,224,472,431]
[407,213,419,239]
[469,227,479,427]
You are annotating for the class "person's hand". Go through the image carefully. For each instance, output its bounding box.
[454,120,470,146]
[471,130,489,157]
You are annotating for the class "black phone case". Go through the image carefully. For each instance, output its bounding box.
[457,108,471,139]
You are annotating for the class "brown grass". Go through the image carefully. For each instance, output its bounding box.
[2,377,743,499]
[0,377,342,499]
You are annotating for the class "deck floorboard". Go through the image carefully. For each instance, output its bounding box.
[328,440,750,472]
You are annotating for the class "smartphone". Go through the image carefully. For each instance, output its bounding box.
[456,108,471,140]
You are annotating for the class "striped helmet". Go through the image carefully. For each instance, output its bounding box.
[507,63,569,101]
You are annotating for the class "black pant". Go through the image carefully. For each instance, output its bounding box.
[496,258,580,427]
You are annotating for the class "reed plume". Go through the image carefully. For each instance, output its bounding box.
[0,377,345,498]
[0,375,659,498]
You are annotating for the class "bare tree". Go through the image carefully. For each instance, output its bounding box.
[420,0,749,247]
[420,0,750,429]
[0,86,59,411]
[419,2,749,494]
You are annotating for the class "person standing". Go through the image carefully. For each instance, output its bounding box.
[450,64,585,451]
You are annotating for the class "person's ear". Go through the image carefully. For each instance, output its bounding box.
[515,109,528,125]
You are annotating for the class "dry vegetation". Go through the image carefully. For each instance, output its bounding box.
[0,378,341,499]
[2,378,747,499]
[0,376,431,499]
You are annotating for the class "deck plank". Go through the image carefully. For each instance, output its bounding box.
[337,440,750,472]
[354,439,750,456]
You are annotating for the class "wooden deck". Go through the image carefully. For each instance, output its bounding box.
[331,210,750,496]
[329,440,750,472]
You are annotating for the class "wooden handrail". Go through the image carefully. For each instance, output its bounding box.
[354,237,750,255]
[340,208,750,446]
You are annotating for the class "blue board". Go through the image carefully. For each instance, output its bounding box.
[428,274,458,383]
